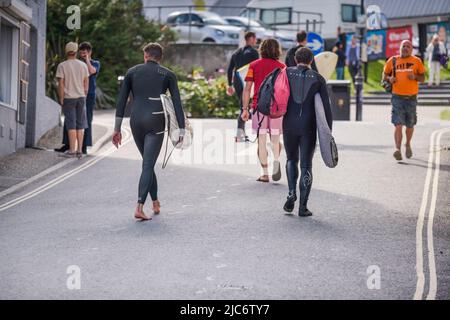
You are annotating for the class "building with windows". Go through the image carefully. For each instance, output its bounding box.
[365,0,450,58]
[0,0,59,157]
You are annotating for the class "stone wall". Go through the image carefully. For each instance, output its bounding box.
[163,43,238,76]
[163,43,288,76]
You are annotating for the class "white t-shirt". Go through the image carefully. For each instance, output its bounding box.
[56,59,89,99]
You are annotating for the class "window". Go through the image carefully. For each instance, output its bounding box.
[341,4,362,23]
[226,19,244,27]
[0,23,13,105]
[240,8,257,20]
[0,16,19,109]
[189,14,203,24]
[174,14,189,25]
[260,8,292,25]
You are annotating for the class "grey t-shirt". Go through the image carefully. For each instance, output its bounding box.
[56,59,89,99]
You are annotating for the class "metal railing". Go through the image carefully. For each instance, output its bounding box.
[143,5,324,43]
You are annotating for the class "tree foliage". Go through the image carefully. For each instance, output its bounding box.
[46,0,176,108]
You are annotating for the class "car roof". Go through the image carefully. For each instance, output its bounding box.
[167,11,220,18]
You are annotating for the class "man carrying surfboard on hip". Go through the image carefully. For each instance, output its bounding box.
[282,47,334,217]
[227,32,259,142]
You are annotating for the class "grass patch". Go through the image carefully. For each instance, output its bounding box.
[330,60,450,94]
[440,109,450,121]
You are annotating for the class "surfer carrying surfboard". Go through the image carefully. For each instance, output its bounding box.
[282,47,333,217]
[112,43,185,221]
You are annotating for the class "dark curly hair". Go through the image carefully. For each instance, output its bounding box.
[259,38,281,60]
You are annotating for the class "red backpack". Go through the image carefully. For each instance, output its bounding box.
[270,67,290,118]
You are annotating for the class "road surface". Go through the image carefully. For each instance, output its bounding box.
[0,107,449,299]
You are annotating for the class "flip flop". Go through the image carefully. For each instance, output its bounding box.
[256,176,270,183]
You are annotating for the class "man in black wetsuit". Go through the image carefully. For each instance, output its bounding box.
[112,43,185,221]
[283,47,333,217]
[285,31,318,71]
[227,31,259,142]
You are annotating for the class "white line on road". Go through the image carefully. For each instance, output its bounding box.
[0,128,132,212]
[426,129,450,300]
[0,120,113,200]
[413,130,436,300]
[414,127,450,300]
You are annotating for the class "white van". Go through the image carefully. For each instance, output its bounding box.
[242,0,362,40]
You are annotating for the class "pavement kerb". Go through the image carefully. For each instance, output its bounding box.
[0,120,113,200]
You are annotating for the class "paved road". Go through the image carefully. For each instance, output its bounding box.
[0,108,449,299]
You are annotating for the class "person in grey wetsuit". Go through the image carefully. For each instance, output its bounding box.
[282,47,333,217]
[112,43,185,221]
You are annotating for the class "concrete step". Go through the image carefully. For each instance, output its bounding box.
[369,89,450,95]
[361,94,450,100]
[350,98,450,106]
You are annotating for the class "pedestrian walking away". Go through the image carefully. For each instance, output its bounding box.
[241,39,285,183]
[333,41,346,80]
[112,43,185,221]
[56,42,90,159]
[426,34,446,87]
[285,31,318,71]
[282,47,333,217]
[56,41,101,155]
[383,40,425,161]
[227,31,259,142]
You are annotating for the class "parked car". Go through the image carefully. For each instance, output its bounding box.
[223,16,295,49]
[166,11,241,44]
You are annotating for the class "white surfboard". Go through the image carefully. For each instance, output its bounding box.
[314,93,338,168]
[236,64,255,98]
[314,51,338,81]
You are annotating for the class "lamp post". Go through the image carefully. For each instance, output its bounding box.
[355,0,365,121]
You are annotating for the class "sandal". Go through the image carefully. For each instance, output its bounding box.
[257,163,269,182]
[256,175,269,183]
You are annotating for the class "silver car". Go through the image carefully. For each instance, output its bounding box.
[166,11,241,44]
[223,16,295,49]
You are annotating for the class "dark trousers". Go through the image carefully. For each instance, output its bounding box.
[63,94,95,147]
[348,63,358,84]
[233,79,246,133]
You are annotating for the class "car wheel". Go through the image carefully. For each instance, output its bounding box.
[203,38,216,43]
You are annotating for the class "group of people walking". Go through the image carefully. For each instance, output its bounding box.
[55,29,445,221]
[110,32,333,220]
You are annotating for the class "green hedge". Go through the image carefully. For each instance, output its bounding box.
[176,69,239,119]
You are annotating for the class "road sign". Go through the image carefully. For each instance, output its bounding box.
[306,32,324,55]
[366,5,382,30]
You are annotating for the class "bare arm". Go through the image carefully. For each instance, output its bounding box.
[240,81,253,121]
[413,73,425,83]
[85,59,97,75]
[58,78,65,105]
[84,77,89,95]
[242,81,252,110]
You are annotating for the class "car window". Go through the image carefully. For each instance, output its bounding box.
[226,19,243,27]
[174,14,189,25]
[189,14,203,24]
[167,15,176,24]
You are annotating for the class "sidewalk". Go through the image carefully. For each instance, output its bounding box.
[0,123,108,193]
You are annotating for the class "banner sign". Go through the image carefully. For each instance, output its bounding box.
[366,29,386,61]
[386,26,413,58]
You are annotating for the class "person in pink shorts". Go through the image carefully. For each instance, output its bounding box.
[241,39,285,183]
